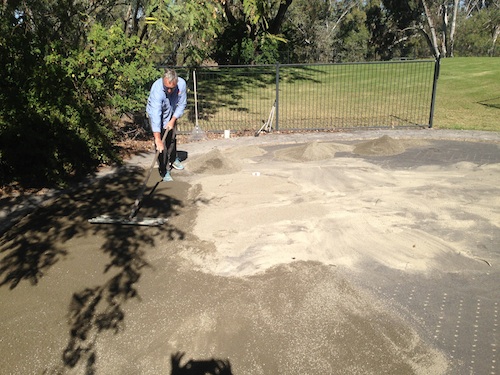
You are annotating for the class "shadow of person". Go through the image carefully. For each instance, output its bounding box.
[171,352,233,375]
[177,150,188,163]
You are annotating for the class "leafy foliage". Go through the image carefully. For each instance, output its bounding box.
[214,0,290,64]
[332,7,370,62]
[0,2,161,188]
[174,0,225,65]
[455,7,500,56]
[61,24,160,118]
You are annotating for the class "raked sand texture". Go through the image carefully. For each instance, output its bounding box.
[1,130,499,374]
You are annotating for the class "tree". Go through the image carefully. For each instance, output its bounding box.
[455,2,500,56]
[131,0,224,65]
[281,0,362,63]
[0,1,158,187]
[280,0,330,63]
[213,0,293,64]
[364,0,423,60]
[449,0,460,56]
[420,0,441,57]
[382,0,499,58]
[331,5,370,62]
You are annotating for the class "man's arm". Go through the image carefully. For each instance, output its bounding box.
[153,131,164,152]
[146,79,165,133]
[166,78,188,131]
[172,78,187,120]
[147,79,168,152]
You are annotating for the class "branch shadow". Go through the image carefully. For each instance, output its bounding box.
[0,164,187,373]
[193,65,324,124]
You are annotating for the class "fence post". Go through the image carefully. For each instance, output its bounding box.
[275,63,280,131]
[428,57,441,128]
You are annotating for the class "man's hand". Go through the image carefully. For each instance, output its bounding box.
[166,118,176,131]
[153,132,164,152]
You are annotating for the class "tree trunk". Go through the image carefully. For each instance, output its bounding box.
[441,3,448,57]
[491,25,500,56]
[269,0,294,35]
[124,5,132,35]
[421,0,441,58]
[449,0,459,57]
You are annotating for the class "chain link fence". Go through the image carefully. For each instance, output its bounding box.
[171,59,439,135]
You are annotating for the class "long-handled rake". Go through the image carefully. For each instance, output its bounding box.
[188,69,207,142]
[88,130,169,226]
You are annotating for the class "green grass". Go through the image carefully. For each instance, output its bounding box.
[434,57,500,131]
[187,58,499,132]
[194,62,437,131]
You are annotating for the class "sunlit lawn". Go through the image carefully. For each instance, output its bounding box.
[434,57,500,131]
[184,57,499,132]
[193,61,436,131]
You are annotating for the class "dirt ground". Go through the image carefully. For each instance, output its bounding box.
[1,128,499,374]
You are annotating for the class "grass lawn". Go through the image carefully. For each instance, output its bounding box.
[189,57,499,133]
[434,57,500,131]
[194,61,437,131]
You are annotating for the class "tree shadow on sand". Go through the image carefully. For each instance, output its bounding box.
[0,162,188,373]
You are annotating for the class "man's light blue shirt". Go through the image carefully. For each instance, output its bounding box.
[146,77,187,133]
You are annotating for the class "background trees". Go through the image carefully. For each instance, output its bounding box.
[1,1,158,187]
[1,0,498,189]
[279,0,499,62]
[379,0,499,58]
[456,1,500,56]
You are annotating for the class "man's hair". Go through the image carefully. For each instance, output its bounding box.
[164,69,178,83]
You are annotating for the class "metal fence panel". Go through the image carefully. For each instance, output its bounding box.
[172,60,437,134]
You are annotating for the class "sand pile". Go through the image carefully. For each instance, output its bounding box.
[274,141,352,162]
[187,148,242,174]
[227,145,267,159]
[354,135,405,156]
